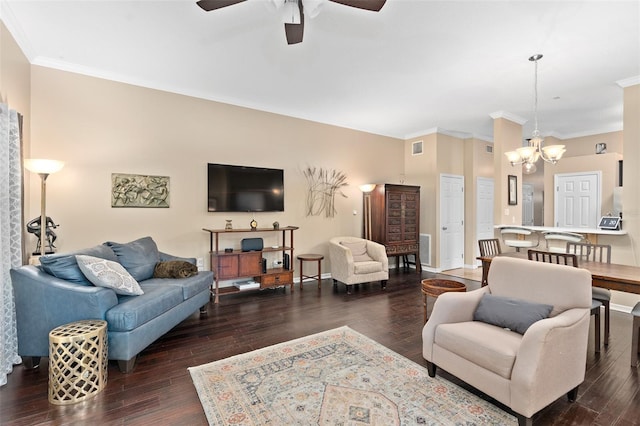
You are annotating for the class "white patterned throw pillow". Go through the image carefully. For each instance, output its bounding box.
[76,254,144,296]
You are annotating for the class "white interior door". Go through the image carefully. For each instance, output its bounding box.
[554,172,601,228]
[440,174,464,271]
[522,183,534,226]
[476,177,494,266]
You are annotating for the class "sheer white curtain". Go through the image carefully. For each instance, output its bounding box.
[0,103,23,386]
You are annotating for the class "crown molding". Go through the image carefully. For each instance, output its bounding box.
[616,75,640,88]
[556,124,624,140]
[1,2,36,61]
[489,110,527,125]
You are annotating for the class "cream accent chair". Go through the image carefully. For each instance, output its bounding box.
[422,256,592,426]
[329,237,389,294]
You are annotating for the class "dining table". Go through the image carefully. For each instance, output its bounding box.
[477,251,640,295]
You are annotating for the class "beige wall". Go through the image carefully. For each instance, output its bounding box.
[562,131,623,157]
[404,132,465,268]
[542,152,622,227]
[493,117,523,226]
[405,135,437,266]
[1,21,32,263]
[26,65,404,278]
[464,138,494,265]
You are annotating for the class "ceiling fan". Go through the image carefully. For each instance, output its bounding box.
[196,0,386,45]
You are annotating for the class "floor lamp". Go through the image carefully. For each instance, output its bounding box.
[24,159,64,256]
[359,184,376,240]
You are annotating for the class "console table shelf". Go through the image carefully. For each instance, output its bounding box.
[203,226,298,303]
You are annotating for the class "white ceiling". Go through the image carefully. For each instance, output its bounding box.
[2,0,639,140]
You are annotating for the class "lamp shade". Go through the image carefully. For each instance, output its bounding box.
[24,159,64,175]
[359,184,376,193]
[542,145,566,162]
[504,151,521,164]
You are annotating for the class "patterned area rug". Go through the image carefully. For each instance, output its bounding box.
[188,326,516,425]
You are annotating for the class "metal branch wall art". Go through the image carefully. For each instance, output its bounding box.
[303,167,348,218]
[111,173,170,208]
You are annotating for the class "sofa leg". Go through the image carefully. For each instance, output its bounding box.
[22,356,41,369]
[426,361,436,377]
[567,385,579,402]
[516,414,533,426]
[381,280,387,290]
[199,304,208,315]
[118,357,137,373]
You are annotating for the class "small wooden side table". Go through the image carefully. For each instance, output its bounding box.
[421,279,466,323]
[49,319,108,405]
[297,254,324,290]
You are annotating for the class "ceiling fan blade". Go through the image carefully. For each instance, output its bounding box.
[329,0,386,12]
[196,0,247,12]
[285,1,305,45]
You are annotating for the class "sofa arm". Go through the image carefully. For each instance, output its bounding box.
[328,241,354,282]
[11,265,119,357]
[510,308,591,417]
[159,251,196,265]
[422,287,488,361]
[365,241,389,271]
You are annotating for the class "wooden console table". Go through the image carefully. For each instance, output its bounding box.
[203,226,298,303]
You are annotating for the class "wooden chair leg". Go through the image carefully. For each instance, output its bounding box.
[603,300,610,346]
[591,306,601,353]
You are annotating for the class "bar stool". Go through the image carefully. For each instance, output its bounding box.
[297,253,324,289]
[49,319,108,405]
[632,301,640,367]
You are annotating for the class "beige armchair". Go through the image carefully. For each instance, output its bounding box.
[328,236,389,294]
[422,256,592,426]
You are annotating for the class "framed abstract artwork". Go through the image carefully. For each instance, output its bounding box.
[111,173,169,208]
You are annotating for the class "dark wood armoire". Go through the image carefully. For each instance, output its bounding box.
[368,184,421,272]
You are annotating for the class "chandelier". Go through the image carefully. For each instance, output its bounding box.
[505,54,566,174]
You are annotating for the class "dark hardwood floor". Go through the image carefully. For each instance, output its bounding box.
[1,270,639,425]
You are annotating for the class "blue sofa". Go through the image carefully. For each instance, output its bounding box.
[11,237,213,373]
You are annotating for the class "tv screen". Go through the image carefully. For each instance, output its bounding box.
[207,163,284,212]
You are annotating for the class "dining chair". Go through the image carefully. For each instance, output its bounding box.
[567,242,612,346]
[478,239,502,287]
[500,227,539,252]
[478,238,502,257]
[527,249,602,352]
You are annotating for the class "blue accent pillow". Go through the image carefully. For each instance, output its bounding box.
[473,294,553,335]
[104,236,159,281]
[39,244,118,285]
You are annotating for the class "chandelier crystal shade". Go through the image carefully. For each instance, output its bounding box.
[505,54,566,174]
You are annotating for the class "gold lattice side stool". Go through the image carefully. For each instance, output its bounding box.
[48,319,108,405]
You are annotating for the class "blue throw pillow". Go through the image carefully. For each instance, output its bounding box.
[39,244,119,285]
[104,236,159,281]
[473,293,553,335]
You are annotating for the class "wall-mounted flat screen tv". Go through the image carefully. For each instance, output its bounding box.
[207,163,284,212]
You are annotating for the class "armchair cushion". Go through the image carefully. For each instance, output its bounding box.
[436,321,521,379]
[473,294,553,335]
[353,261,383,274]
[340,240,374,262]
